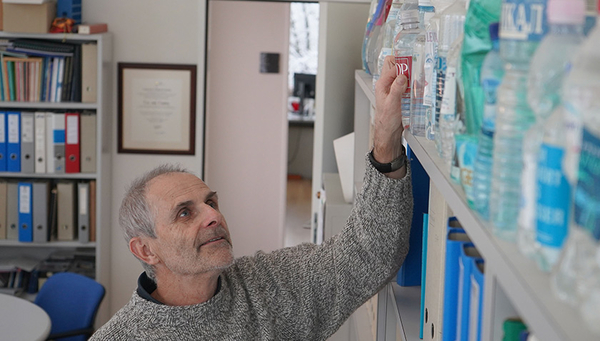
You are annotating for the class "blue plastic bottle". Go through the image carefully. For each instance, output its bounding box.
[489,0,548,241]
[471,23,503,220]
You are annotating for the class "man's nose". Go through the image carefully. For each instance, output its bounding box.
[202,205,222,229]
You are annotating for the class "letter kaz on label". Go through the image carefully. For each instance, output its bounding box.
[396,56,412,93]
[501,1,545,40]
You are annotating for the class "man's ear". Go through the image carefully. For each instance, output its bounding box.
[129,237,160,265]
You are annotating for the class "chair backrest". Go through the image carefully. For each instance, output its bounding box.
[34,272,105,341]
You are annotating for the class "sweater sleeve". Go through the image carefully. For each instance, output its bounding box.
[232,155,413,340]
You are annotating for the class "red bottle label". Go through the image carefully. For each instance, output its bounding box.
[395,56,412,93]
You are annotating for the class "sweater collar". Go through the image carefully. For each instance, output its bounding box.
[136,272,224,306]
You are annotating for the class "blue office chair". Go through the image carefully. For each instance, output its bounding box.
[34,272,105,341]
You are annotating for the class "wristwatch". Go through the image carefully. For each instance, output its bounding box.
[368,146,407,173]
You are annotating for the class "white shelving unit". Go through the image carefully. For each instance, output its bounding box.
[0,33,113,320]
[354,69,596,340]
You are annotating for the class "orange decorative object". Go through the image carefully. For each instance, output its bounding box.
[50,18,76,33]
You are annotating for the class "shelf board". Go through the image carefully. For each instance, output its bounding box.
[0,31,105,41]
[391,283,421,341]
[0,240,96,248]
[0,102,98,110]
[404,131,596,340]
[355,70,376,107]
[0,172,98,179]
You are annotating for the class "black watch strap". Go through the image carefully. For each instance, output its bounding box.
[368,146,407,173]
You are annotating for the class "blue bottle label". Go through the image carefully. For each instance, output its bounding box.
[536,144,570,248]
[574,128,600,240]
[435,56,447,123]
[481,78,501,137]
[500,0,548,42]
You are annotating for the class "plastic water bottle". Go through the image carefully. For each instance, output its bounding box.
[375,0,405,88]
[517,0,585,268]
[438,34,463,166]
[393,7,421,130]
[423,0,454,140]
[472,23,503,221]
[409,0,435,136]
[489,0,548,241]
[551,7,600,324]
[362,0,390,75]
[433,0,467,155]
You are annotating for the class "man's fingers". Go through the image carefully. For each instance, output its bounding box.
[376,56,398,94]
[389,74,408,99]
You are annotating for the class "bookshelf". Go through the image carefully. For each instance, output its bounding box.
[0,32,112,313]
[354,70,596,340]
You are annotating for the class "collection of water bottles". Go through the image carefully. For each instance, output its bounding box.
[363,0,600,333]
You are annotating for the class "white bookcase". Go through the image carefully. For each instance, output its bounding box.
[354,70,596,340]
[0,32,112,314]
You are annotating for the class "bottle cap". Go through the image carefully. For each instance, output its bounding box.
[400,9,420,24]
[547,0,585,24]
[489,22,499,41]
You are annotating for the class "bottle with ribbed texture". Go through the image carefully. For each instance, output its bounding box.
[375,0,405,89]
[517,0,585,268]
[422,0,453,140]
[550,7,600,330]
[433,0,467,155]
[489,0,548,241]
[471,23,503,221]
[393,6,421,130]
[409,0,435,136]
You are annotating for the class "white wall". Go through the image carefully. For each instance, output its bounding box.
[205,0,289,258]
[82,0,207,321]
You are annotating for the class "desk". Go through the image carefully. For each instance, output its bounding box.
[0,293,51,341]
[288,112,315,127]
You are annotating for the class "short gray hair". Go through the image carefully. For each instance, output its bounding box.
[119,164,193,280]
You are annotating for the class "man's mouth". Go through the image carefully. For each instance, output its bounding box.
[200,236,226,247]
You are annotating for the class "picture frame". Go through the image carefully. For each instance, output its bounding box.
[118,63,197,155]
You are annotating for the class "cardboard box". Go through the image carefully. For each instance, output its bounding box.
[3,1,56,34]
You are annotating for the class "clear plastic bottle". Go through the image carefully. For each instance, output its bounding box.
[517,0,585,267]
[490,0,548,241]
[409,0,435,136]
[471,23,504,221]
[368,0,394,78]
[393,7,422,130]
[433,0,467,155]
[550,7,600,326]
[438,34,463,166]
[375,0,405,88]
[362,0,390,75]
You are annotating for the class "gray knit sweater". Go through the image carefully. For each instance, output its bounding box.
[91,159,413,340]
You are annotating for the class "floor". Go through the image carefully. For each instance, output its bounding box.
[284,178,313,247]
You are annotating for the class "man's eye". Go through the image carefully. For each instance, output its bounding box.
[178,209,191,218]
[207,200,218,209]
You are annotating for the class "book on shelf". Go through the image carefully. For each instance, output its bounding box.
[77,23,108,35]
[0,39,95,103]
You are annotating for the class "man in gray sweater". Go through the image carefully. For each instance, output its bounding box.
[91,56,412,340]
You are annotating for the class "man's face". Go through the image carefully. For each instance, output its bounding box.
[145,172,234,277]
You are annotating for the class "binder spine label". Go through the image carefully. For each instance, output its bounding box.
[22,116,34,143]
[67,115,79,144]
[8,114,19,143]
[19,185,30,214]
[79,185,88,215]
[0,114,5,143]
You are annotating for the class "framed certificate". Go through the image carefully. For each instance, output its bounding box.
[118,63,197,155]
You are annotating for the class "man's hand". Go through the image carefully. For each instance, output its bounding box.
[373,55,408,179]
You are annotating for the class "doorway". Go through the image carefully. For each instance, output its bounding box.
[284,2,319,248]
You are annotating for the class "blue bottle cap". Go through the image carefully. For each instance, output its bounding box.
[489,22,500,41]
